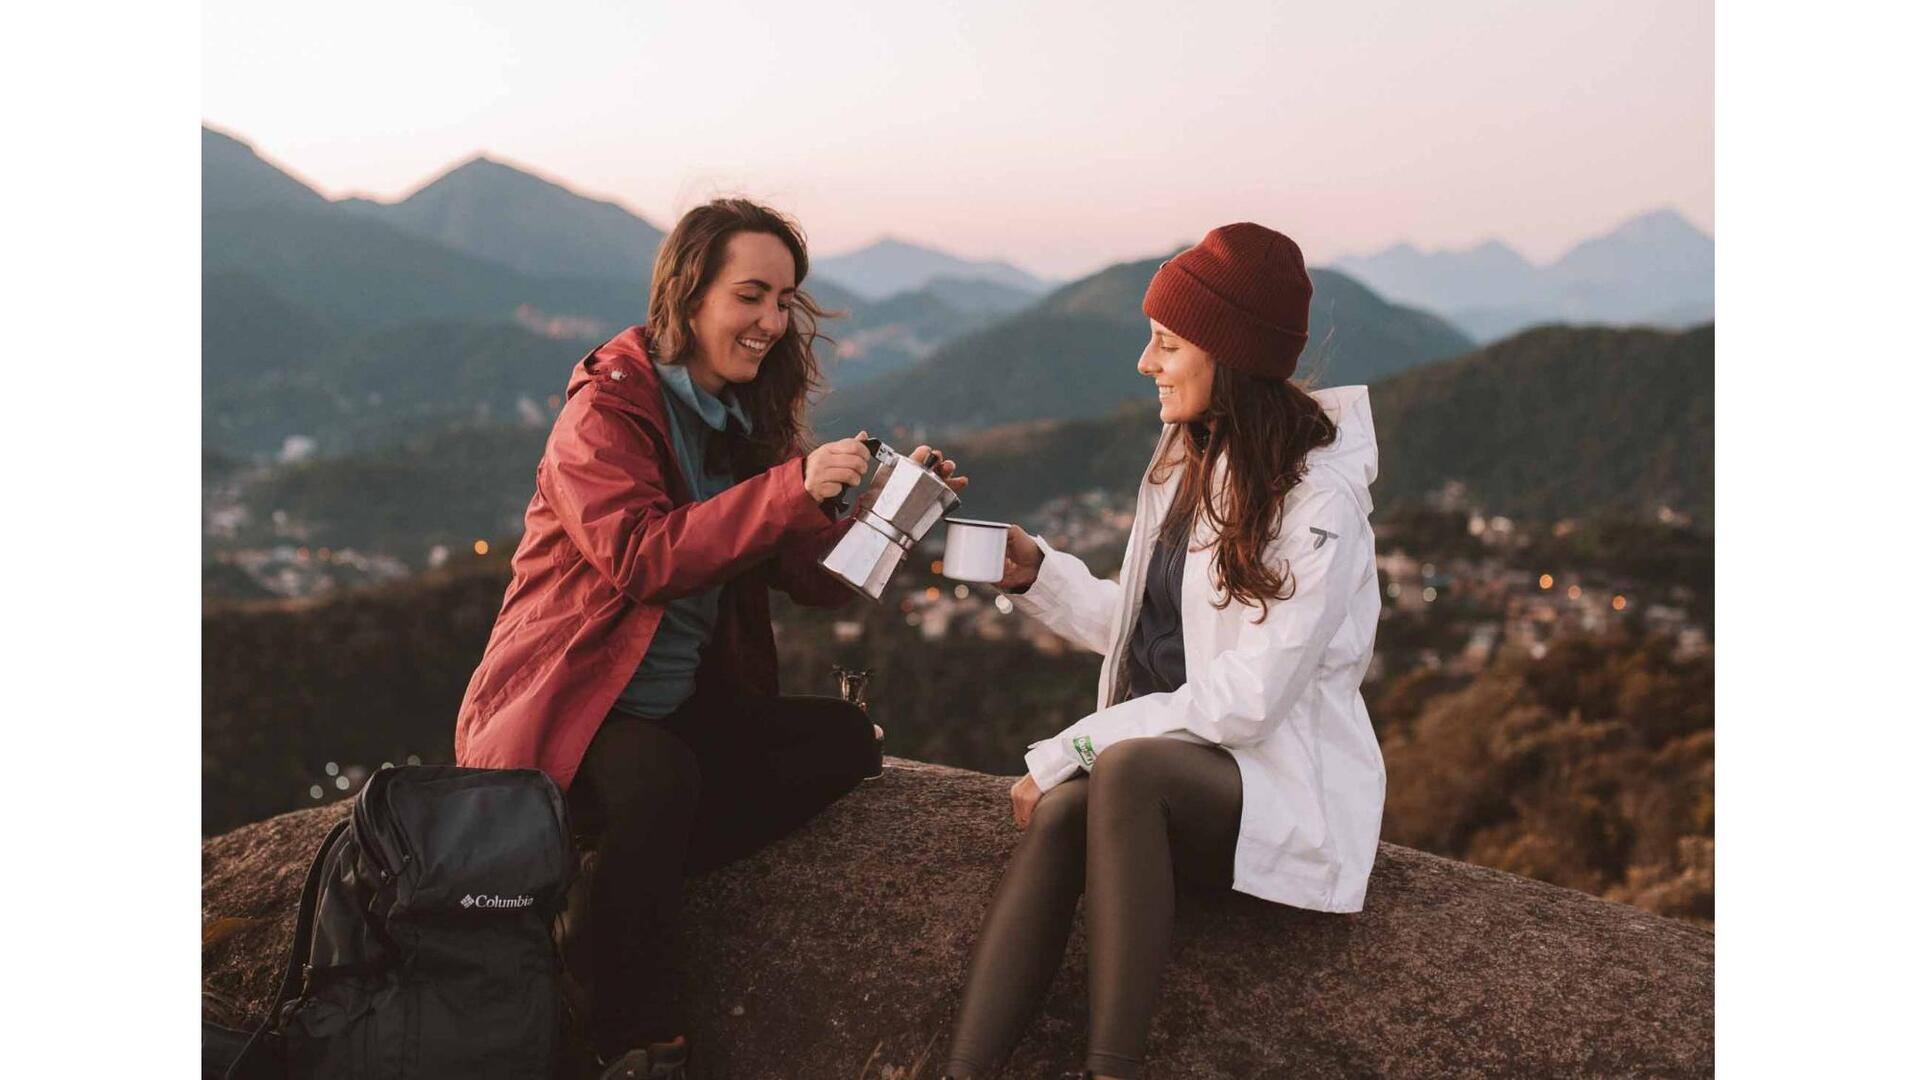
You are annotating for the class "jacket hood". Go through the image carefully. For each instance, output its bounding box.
[1152,383,1380,516]
[563,325,675,442]
[567,325,659,402]
[1305,385,1379,514]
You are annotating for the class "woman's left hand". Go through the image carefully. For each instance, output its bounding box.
[918,445,968,495]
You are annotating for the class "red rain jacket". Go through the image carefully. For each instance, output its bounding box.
[454,326,856,790]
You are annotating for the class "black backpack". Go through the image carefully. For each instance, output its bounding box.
[220,765,576,1079]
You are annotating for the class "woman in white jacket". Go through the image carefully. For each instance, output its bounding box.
[940,224,1385,1080]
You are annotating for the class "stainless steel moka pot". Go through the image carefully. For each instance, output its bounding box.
[819,438,961,600]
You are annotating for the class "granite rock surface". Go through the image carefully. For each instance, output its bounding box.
[203,758,1713,1078]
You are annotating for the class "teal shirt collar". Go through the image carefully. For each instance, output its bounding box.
[653,360,752,434]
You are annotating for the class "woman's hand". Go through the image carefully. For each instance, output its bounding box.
[855,444,969,516]
[1009,773,1041,829]
[995,523,1043,593]
[805,432,875,504]
[920,444,969,496]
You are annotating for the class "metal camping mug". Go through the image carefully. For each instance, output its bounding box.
[940,518,1010,583]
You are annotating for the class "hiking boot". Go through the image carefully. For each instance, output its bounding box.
[596,1036,689,1079]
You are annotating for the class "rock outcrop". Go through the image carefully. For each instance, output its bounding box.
[203,759,1713,1078]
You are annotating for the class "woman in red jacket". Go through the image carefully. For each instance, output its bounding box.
[455,198,964,1079]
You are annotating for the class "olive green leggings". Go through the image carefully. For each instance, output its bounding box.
[943,737,1243,1080]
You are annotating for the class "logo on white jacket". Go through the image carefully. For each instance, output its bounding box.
[1072,735,1097,769]
[460,893,536,909]
[1309,527,1339,550]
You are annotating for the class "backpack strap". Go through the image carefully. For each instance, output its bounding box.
[225,817,350,1080]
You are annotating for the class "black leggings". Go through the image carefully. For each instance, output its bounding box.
[944,737,1243,1080]
[566,688,880,1058]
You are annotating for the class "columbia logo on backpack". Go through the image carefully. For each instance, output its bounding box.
[214,765,576,1080]
[462,893,538,909]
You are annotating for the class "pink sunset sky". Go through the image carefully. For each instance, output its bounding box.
[202,0,1711,279]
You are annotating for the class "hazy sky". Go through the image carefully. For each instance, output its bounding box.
[203,0,1711,279]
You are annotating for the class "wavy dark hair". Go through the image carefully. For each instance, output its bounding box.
[645,198,838,476]
[1150,363,1337,622]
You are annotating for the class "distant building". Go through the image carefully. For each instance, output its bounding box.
[278,435,318,464]
[1460,623,1502,672]
[1428,480,1471,512]
[1676,627,1710,661]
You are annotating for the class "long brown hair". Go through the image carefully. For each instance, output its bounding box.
[644,198,837,476]
[1151,364,1337,622]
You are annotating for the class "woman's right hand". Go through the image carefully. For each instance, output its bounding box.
[805,431,874,504]
[1010,773,1041,829]
[995,523,1043,593]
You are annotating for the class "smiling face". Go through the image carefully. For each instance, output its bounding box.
[1138,319,1216,423]
[684,231,797,394]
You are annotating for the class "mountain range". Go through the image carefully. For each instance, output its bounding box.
[218,322,1710,572]
[200,126,1056,455]
[947,323,1713,527]
[812,254,1475,438]
[201,123,1710,593]
[201,125,1479,460]
[340,155,666,282]
[1334,209,1713,342]
[205,127,1047,302]
[813,237,1053,300]
[1368,322,1711,521]
[202,127,331,214]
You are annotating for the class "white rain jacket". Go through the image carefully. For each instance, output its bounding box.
[1013,385,1385,912]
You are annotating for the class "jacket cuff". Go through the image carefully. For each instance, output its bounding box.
[1024,736,1084,793]
[1007,535,1068,617]
[779,456,840,535]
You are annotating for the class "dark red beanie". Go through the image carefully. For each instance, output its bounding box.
[1141,223,1313,381]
